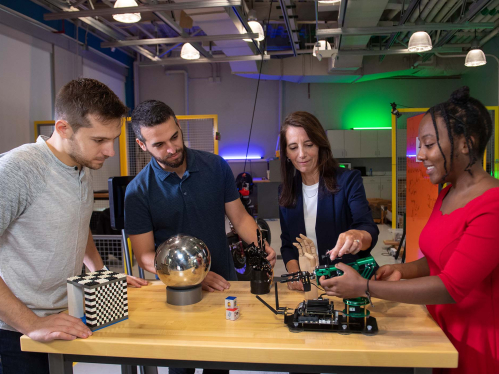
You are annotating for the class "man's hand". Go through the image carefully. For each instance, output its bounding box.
[328,230,364,261]
[25,314,92,342]
[319,263,365,299]
[264,240,276,268]
[374,265,402,281]
[126,275,149,288]
[201,271,230,292]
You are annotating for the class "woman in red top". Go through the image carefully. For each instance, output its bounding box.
[321,87,499,374]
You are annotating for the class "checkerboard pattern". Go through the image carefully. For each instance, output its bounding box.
[67,270,128,331]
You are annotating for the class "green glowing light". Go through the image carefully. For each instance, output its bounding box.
[352,127,392,130]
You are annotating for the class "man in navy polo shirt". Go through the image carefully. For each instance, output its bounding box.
[124,100,276,292]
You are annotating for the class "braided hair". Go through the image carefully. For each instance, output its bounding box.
[427,86,492,181]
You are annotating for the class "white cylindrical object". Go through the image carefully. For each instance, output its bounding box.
[112,0,141,23]
[408,31,432,52]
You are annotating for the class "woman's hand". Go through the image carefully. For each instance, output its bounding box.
[374,264,402,281]
[319,263,365,299]
[286,279,305,291]
[327,230,365,261]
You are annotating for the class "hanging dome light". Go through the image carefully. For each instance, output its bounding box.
[180,43,200,60]
[408,31,432,52]
[465,49,486,66]
[243,10,265,42]
[313,40,331,57]
[465,38,486,67]
[113,0,141,24]
[408,7,432,53]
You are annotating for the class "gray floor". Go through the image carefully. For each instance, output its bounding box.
[76,222,403,374]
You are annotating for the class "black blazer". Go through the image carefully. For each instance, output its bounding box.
[279,168,379,267]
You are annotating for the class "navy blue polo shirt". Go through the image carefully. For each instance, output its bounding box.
[124,148,240,281]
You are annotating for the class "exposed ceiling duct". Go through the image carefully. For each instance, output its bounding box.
[31,0,498,82]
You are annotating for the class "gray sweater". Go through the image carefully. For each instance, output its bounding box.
[0,136,93,332]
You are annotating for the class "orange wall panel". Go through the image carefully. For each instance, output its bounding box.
[405,114,439,263]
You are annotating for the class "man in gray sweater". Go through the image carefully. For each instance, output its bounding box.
[0,78,147,374]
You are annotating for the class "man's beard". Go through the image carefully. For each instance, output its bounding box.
[68,136,106,170]
[152,147,186,169]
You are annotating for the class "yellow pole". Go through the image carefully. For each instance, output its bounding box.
[119,117,128,176]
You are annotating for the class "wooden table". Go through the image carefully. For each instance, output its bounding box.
[21,281,457,374]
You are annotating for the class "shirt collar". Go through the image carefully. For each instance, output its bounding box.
[37,136,84,178]
[151,147,199,181]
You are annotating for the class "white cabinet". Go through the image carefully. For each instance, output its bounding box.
[327,130,361,158]
[363,177,380,199]
[380,177,392,200]
[344,131,361,157]
[363,176,392,200]
[360,131,378,158]
[377,130,392,157]
[360,130,392,158]
[327,130,345,158]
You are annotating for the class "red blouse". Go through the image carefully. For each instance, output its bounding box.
[420,185,499,374]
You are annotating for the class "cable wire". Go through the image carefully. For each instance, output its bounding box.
[244,1,274,172]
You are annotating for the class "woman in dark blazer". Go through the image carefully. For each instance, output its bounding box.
[279,112,379,291]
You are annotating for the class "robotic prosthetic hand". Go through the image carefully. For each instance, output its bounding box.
[293,234,319,299]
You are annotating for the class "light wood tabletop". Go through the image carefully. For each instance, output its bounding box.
[21,281,457,370]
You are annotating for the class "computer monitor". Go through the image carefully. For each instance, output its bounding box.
[108,176,135,231]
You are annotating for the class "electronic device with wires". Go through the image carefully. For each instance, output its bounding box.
[256,256,379,334]
[244,229,273,295]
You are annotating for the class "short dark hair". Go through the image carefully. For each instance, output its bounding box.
[131,100,177,142]
[428,86,492,180]
[279,111,339,208]
[54,78,127,132]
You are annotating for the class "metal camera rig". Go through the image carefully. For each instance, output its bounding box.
[257,256,379,334]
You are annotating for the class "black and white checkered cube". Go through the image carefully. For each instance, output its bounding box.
[67,270,128,331]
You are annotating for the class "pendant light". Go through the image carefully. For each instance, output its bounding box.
[313,40,331,57]
[112,0,141,24]
[180,43,200,60]
[465,31,486,67]
[408,1,432,53]
[243,10,264,42]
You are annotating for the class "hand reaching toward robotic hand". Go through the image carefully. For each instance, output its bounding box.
[327,229,366,261]
[288,234,319,291]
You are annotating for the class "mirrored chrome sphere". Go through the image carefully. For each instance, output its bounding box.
[155,234,211,288]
